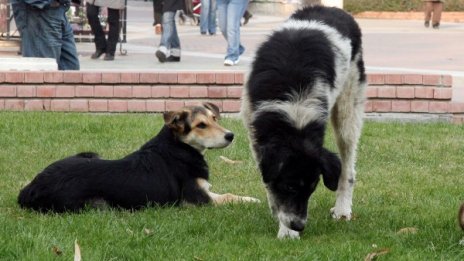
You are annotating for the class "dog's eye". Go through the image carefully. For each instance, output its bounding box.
[282,184,297,193]
[212,116,217,121]
[197,122,207,129]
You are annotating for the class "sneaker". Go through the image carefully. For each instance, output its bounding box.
[166,56,181,62]
[103,54,114,61]
[156,50,167,63]
[432,23,440,29]
[424,21,430,28]
[224,58,239,66]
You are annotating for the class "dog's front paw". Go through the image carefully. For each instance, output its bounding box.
[241,196,261,203]
[277,224,300,239]
[330,206,352,220]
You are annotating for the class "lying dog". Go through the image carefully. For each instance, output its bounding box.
[18,103,259,212]
[242,6,366,239]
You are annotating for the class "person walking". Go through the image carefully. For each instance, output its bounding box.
[200,0,217,35]
[155,0,185,63]
[424,0,444,29]
[216,0,249,66]
[12,0,80,70]
[86,0,125,61]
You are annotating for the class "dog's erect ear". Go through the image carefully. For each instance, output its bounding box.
[163,110,189,133]
[203,102,221,119]
[319,148,341,191]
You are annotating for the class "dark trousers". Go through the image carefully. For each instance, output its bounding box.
[86,3,120,56]
[153,0,163,25]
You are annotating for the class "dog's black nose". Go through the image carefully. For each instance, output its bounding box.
[290,220,305,232]
[224,132,234,142]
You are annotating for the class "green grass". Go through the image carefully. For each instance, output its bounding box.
[1,112,463,260]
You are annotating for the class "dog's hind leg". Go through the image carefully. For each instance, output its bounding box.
[330,63,366,220]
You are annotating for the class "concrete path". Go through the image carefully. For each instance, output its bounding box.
[1,0,463,77]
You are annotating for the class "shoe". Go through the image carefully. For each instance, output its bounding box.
[224,58,239,66]
[243,13,253,25]
[201,31,207,35]
[432,23,440,29]
[209,32,216,36]
[91,49,105,59]
[166,56,180,62]
[424,21,430,28]
[155,24,162,35]
[103,54,114,61]
[156,50,167,63]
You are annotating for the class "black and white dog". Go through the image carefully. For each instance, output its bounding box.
[18,103,259,213]
[242,6,366,239]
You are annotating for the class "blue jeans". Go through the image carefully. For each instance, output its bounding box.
[216,0,248,61]
[200,0,217,34]
[159,11,181,57]
[19,4,80,70]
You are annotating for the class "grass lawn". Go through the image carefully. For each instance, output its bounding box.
[0,112,463,260]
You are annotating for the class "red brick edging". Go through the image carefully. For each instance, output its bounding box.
[0,71,463,123]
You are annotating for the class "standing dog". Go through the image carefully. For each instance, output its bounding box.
[18,103,259,212]
[242,6,366,239]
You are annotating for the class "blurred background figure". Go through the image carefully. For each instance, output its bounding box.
[200,0,217,35]
[12,0,80,70]
[424,0,444,29]
[86,0,125,61]
[155,0,186,63]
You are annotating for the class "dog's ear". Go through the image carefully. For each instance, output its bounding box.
[163,110,189,133]
[203,102,221,119]
[259,145,288,183]
[319,148,341,191]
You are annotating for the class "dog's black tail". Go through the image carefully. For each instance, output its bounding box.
[18,152,101,212]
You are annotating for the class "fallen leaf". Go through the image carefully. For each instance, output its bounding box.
[364,248,390,261]
[52,246,62,256]
[193,256,204,261]
[219,156,242,164]
[397,227,418,235]
[74,240,81,261]
[143,228,154,236]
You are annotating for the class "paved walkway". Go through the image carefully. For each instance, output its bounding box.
[1,0,463,77]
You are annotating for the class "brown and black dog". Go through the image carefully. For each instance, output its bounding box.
[18,103,259,212]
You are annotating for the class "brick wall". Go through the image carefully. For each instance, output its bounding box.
[0,71,463,123]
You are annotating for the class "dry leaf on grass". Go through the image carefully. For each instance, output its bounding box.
[143,228,154,236]
[219,156,242,164]
[364,248,390,261]
[51,246,62,256]
[74,240,81,261]
[396,227,418,235]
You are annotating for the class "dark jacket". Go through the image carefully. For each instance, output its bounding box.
[163,0,185,13]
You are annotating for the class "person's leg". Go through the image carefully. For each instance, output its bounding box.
[424,1,433,27]
[200,0,210,34]
[156,11,176,63]
[86,3,107,58]
[209,0,217,34]
[216,0,228,39]
[105,8,120,59]
[432,1,443,28]
[167,13,181,62]
[21,7,79,70]
[223,0,248,64]
[59,7,80,70]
